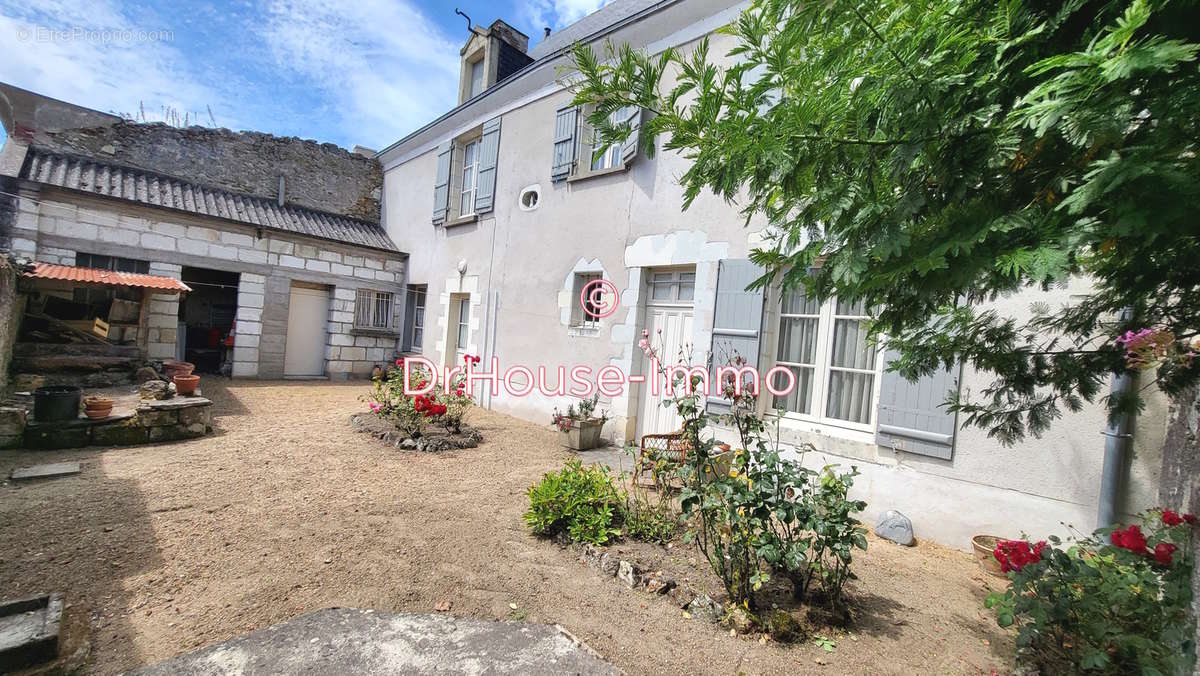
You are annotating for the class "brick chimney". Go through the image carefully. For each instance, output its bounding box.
[458,19,533,104]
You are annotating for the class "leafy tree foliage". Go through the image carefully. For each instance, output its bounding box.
[570,0,1200,442]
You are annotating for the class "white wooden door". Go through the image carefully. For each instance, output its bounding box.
[284,285,330,377]
[637,268,696,438]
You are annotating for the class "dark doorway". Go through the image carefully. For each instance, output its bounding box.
[178,267,240,374]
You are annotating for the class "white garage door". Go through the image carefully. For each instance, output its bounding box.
[284,285,330,377]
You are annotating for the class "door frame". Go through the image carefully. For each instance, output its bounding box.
[635,265,697,439]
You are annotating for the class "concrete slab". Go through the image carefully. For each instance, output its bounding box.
[136,608,619,675]
[10,462,81,481]
[0,593,63,671]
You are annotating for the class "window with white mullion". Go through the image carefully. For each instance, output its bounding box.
[824,298,877,424]
[459,140,479,217]
[772,288,880,428]
[773,287,822,415]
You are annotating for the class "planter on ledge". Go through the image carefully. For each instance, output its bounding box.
[83,395,114,420]
[560,418,605,451]
[173,374,200,396]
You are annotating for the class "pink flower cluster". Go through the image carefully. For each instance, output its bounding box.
[1115,328,1194,370]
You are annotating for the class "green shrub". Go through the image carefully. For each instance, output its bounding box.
[985,509,1195,674]
[524,459,625,545]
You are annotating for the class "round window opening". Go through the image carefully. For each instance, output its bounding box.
[519,185,541,211]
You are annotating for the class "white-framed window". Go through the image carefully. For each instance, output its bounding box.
[589,107,629,171]
[406,285,426,348]
[455,296,470,350]
[570,272,603,328]
[771,288,880,428]
[459,139,479,217]
[647,269,695,304]
[355,289,394,329]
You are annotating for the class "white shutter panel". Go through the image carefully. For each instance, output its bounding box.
[875,350,961,460]
[473,116,501,214]
[431,142,453,225]
[620,106,644,164]
[551,106,578,182]
[707,259,765,415]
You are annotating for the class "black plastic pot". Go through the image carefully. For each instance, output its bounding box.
[32,386,82,422]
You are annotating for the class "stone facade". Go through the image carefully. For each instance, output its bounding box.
[12,186,406,379]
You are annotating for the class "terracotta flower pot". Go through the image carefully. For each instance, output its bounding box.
[84,400,113,419]
[163,360,195,378]
[972,534,1007,578]
[173,374,200,396]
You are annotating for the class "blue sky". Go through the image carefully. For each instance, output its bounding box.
[0,0,610,150]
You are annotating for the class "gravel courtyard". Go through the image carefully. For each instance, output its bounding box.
[0,381,1010,674]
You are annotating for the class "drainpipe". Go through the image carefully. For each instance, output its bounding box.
[1097,308,1135,528]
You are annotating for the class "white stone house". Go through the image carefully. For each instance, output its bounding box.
[377,1,1169,546]
[0,83,407,379]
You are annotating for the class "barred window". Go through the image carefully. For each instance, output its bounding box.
[355,289,394,329]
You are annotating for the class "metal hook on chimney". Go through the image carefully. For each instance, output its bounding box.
[455,9,483,36]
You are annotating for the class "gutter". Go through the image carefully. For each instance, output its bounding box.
[1097,307,1136,528]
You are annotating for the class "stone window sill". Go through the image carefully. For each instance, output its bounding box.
[567,164,630,183]
[351,326,400,338]
[567,324,602,338]
[443,214,479,228]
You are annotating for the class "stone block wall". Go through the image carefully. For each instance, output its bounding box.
[325,287,402,377]
[233,273,266,377]
[15,188,407,379]
[35,122,383,223]
[145,262,182,360]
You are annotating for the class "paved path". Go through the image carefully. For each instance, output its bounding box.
[135,608,618,675]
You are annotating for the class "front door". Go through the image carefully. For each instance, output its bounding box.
[637,267,696,438]
[283,284,330,377]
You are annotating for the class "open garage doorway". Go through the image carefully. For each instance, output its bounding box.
[178,267,240,374]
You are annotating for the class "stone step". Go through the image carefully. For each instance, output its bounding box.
[12,343,141,358]
[11,355,142,373]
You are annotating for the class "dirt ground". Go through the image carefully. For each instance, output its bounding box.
[0,380,1012,674]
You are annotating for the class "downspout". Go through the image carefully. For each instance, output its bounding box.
[1097,307,1135,528]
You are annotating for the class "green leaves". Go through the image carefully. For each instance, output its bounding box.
[985,511,1196,673]
[524,459,626,545]
[570,0,1200,443]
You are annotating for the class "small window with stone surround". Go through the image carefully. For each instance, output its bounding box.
[355,290,394,330]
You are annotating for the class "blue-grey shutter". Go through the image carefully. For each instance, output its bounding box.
[620,107,644,164]
[431,142,453,225]
[875,350,961,460]
[707,259,765,414]
[474,116,501,214]
[551,106,578,182]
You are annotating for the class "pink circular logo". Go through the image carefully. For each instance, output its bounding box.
[581,278,620,320]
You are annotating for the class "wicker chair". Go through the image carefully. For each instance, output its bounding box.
[635,431,693,487]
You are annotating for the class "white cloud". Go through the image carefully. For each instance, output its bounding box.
[521,0,610,32]
[0,0,226,126]
[263,0,461,149]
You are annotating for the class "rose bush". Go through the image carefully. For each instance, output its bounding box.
[363,357,475,437]
[986,509,1195,674]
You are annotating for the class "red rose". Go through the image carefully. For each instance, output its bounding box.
[1186,514,1198,525]
[1111,524,1149,554]
[993,539,1046,573]
[1153,542,1177,566]
[1162,509,1184,526]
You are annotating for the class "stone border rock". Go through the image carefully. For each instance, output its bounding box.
[348,413,482,452]
[570,542,725,625]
